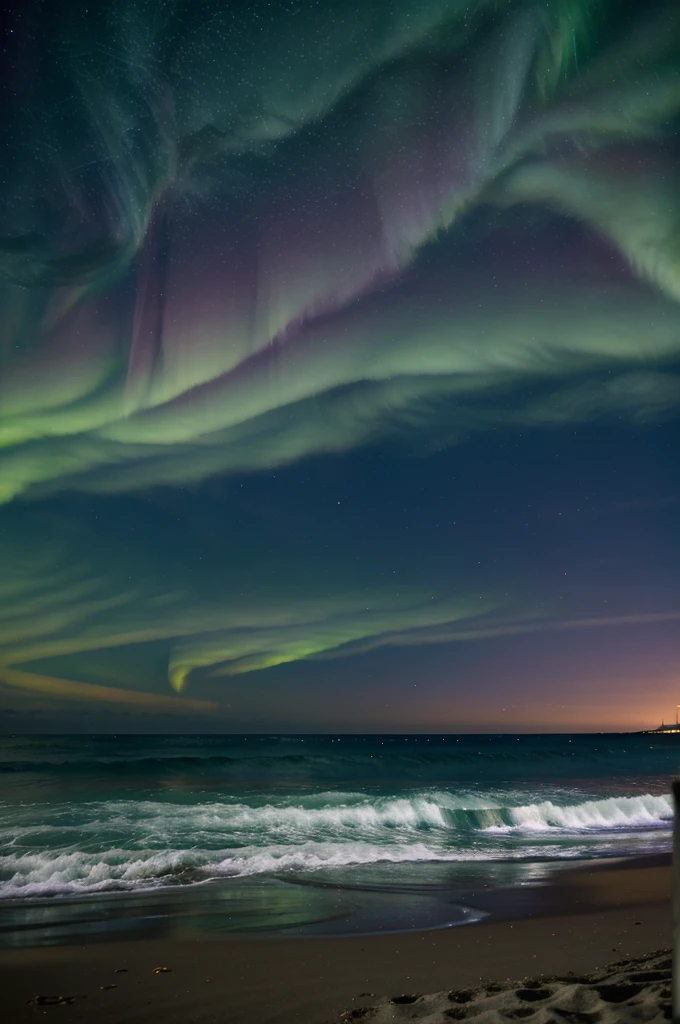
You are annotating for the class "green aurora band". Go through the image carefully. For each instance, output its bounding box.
[0,0,679,712]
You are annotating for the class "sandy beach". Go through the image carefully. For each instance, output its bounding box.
[1,854,671,1024]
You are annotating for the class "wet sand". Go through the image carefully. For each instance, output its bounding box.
[1,854,671,1024]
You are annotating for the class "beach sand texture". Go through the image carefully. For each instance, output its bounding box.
[1,857,672,1024]
[333,949,672,1023]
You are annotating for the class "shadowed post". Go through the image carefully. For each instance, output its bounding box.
[673,779,680,1022]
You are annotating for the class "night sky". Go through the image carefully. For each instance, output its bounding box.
[1,0,679,733]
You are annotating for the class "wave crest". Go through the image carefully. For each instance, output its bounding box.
[0,790,671,898]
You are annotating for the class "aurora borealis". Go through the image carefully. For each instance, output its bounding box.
[1,0,679,731]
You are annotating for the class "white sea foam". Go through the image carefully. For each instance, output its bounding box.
[4,790,669,837]
[500,793,673,832]
[0,791,671,898]
[0,841,588,898]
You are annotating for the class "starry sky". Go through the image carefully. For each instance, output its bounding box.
[1,0,679,733]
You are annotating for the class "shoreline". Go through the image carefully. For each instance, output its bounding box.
[1,852,671,1023]
[0,850,671,947]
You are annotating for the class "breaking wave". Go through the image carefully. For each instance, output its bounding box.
[0,790,671,898]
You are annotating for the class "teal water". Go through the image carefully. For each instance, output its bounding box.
[0,734,675,945]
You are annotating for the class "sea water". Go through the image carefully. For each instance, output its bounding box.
[0,733,676,946]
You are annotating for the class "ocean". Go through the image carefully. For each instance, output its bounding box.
[0,733,676,947]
